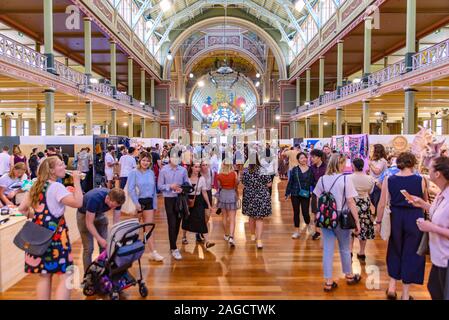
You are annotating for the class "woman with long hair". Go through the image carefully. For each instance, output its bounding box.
[313,154,362,292]
[242,152,272,249]
[216,160,239,247]
[11,144,30,176]
[0,162,27,206]
[181,162,215,249]
[369,144,388,215]
[376,152,427,300]
[17,157,83,300]
[128,152,164,262]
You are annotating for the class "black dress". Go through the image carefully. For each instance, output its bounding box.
[182,177,209,234]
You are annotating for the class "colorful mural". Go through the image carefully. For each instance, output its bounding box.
[201,89,246,131]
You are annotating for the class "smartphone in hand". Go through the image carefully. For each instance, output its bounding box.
[400,189,415,202]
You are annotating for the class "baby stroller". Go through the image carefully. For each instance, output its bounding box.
[82,218,155,300]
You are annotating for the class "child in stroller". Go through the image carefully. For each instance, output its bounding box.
[82,218,155,300]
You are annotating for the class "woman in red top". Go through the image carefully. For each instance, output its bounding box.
[217,161,239,247]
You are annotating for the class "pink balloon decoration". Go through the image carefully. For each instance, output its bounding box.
[202,104,212,115]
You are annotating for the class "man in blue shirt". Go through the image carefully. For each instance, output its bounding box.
[157,149,190,260]
[76,187,126,271]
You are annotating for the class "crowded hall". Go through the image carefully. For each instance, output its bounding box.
[0,0,449,304]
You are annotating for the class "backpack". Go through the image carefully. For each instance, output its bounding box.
[315,175,343,229]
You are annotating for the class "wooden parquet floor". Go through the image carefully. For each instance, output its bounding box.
[0,179,432,300]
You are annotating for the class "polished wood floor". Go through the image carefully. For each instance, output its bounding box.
[0,179,432,300]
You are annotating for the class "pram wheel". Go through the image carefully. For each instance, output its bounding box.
[111,292,120,300]
[83,285,96,296]
[139,283,148,298]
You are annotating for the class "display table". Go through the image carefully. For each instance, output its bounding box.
[0,216,26,292]
[0,207,80,293]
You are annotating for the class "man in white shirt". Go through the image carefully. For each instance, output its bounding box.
[0,146,11,176]
[118,147,137,189]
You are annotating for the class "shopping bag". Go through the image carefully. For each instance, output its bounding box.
[121,181,137,215]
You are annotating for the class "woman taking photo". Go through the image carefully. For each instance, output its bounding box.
[216,160,239,247]
[350,158,376,262]
[128,152,164,262]
[376,152,427,300]
[0,162,27,206]
[181,162,215,249]
[18,157,83,300]
[285,152,315,239]
[242,153,272,249]
[313,154,362,292]
[408,156,449,300]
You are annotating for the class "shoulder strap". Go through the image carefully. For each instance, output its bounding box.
[341,175,347,209]
[327,174,343,194]
[295,166,302,190]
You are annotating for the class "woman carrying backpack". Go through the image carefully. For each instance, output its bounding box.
[313,153,362,292]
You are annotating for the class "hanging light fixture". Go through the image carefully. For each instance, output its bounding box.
[166,50,173,61]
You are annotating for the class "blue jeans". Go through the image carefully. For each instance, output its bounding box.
[322,226,352,279]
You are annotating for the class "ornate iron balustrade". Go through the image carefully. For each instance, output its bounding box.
[321,90,338,105]
[116,91,131,104]
[0,33,46,71]
[90,82,114,97]
[54,60,88,86]
[340,81,364,98]
[412,39,449,71]
[311,98,320,108]
[367,60,406,86]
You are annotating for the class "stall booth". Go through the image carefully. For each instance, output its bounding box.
[0,135,93,292]
[93,135,130,188]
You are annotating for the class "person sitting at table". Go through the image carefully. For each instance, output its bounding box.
[0,162,27,206]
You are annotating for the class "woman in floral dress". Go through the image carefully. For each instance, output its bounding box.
[349,158,376,263]
[242,153,272,249]
[18,157,83,300]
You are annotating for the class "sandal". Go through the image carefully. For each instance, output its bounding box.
[401,295,414,300]
[182,237,188,245]
[345,274,362,285]
[324,281,338,292]
[386,289,397,300]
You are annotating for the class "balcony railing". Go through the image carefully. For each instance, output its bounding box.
[0,33,46,71]
[367,60,407,86]
[116,91,131,104]
[321,91,338,105]
[412,39,449,71]
[340,81,364,98]
[54,60,88,86]
[90,82,114,97]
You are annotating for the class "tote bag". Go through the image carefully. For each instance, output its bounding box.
[122,180,137,215]
[380,186,391,241]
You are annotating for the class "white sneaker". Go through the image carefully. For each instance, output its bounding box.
[291,232,300,239]
[250,234,256,241]
[224,235,230,241]
[150,250,164,262]
[228,237,235,247]
[171,249,182,260]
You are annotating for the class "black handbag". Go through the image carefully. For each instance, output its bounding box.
[14,218,63,256]
[339,176,356,230]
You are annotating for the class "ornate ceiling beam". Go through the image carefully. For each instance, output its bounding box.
[144,10,164,45]
[132,0,153,30]
[275,0,307,43]
[158,0,291,29]
[155,20,176,53]
[303,0,321,28]
[275,21,296,52]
